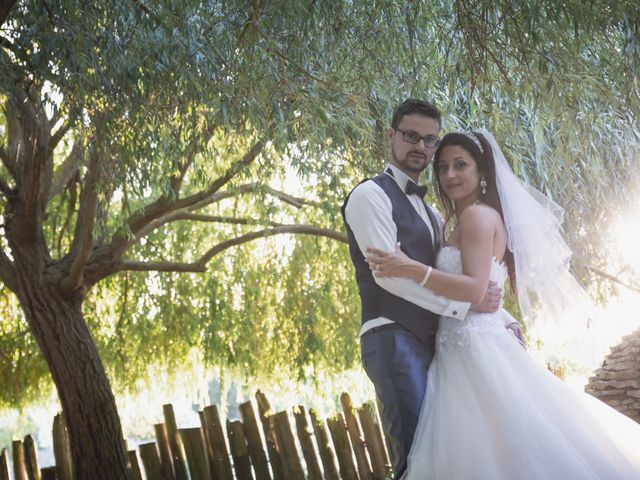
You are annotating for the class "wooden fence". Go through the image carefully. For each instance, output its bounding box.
[0,391,392,480]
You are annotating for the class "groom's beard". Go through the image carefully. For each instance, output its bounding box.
[391,145,430,174]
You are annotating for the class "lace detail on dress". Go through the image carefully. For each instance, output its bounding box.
[436,246,512,349]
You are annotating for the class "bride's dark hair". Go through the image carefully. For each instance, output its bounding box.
[432,131,517,292]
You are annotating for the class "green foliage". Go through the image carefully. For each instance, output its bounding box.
[0,0,639,407]
[0,288,52,408]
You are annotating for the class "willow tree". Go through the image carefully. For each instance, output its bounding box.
[1,0,640,478]
[0,1,377,476]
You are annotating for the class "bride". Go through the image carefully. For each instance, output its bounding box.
[366,129,640,479]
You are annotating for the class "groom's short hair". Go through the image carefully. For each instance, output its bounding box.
[391,99,441,129]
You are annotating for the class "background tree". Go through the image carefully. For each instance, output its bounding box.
[0,1,639,478]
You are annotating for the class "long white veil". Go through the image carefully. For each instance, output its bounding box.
[476,129,594,334]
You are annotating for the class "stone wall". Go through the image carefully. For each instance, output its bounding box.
[585,328,640,423]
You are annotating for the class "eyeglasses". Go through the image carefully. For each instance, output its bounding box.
[396,128,441,148]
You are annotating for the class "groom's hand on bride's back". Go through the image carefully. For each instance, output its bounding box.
[470,281,501,313]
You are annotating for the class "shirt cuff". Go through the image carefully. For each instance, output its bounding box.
[442,300,470,320]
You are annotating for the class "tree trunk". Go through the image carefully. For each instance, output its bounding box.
[11,242,129,479]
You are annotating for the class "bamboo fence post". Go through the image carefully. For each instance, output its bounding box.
[375,397,393,459]
[198,410,212,477]
[292,406,322,480]
[309,408,339,480]
[327,414,358,480]
[239,401,270,480]
[341,393,372,480]
[0,448,9,480]
[202,405,234,480]
[12,440,27,480]
[139,442,164,480]
[180,427,211,480]
[227,420,254,480]
[357,403,391,480]
[23,435,41,480]
[52,414,73,480]
[255,391,285,480]
[40,467,56,480]
[272,411,304,480]
[154,423,177,480]
[162,404,190,480]
[128,450,143,480]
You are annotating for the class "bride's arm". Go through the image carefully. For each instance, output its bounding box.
[367,205,497,304]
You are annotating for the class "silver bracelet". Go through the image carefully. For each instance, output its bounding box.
[419,265,433,287]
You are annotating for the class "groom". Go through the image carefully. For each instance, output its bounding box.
[341,99,504,478]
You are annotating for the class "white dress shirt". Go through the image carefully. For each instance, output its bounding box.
[344,164,471,336]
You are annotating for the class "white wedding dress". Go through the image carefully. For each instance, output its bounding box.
[402,246,640,480]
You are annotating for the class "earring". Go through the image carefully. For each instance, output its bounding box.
[480,178,487,195]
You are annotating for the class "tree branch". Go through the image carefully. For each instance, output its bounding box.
[109,139,266,258]
[14,92,46,147]
[170,158,194,194]
[0,1,18,27]
[48,116,76,153]
[187,182,322,212]
[10,88,52,229]
[144,139,267,226]
[137,140,265,231]
[119,260,207,273]
[2,101,19,179]
[48,140,85,201]
[197,225,347,266]
[588,266,640,295]
[163,213,287,227]
[119,224,347,274]
[132,183,323,242]
[59,149,100,295]
[262,185,323,208]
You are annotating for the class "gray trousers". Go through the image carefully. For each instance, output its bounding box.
[360,325,435,479]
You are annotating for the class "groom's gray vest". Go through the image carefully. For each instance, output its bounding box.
[342,171,440,344]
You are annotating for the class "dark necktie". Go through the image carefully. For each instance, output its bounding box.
[405,181,428,198]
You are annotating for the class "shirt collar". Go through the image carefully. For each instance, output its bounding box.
[385,164,423,192]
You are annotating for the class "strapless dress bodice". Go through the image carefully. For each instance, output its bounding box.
[435,245,511,348]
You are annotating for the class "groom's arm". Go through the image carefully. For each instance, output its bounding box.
[344,180,469,321]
